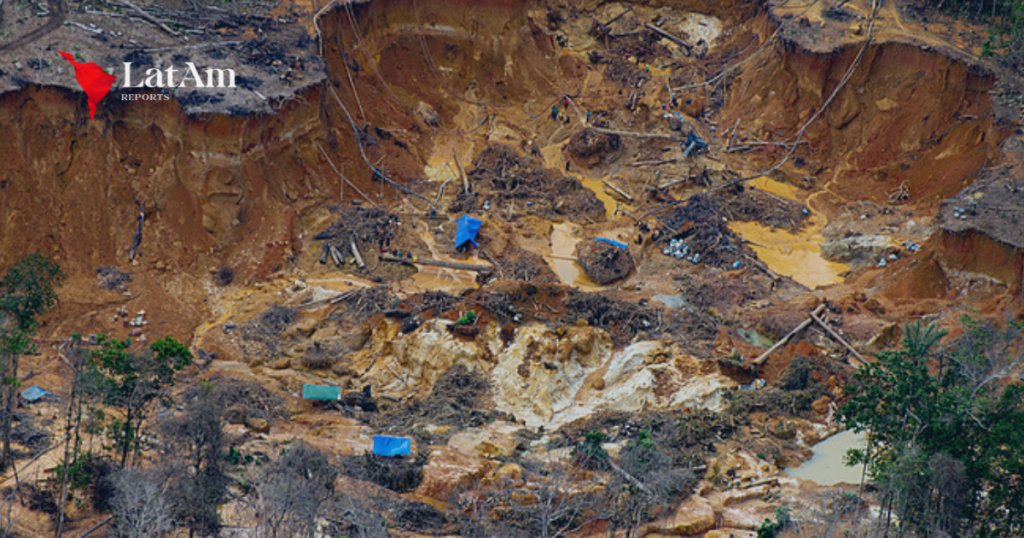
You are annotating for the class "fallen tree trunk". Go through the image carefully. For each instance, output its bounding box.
[811,311,867,363]
[752,304,826,365]
[350,240,365,269]
[329,245,345,267]
[644,23,692,53]
[380,254,492,273]
[602,178,633,201]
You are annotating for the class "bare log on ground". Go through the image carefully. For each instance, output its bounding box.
[380,254,492,273]
[752,304,826,365]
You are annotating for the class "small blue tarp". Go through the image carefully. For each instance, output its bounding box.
[372,435,412,456]
[596,237,628,249]
[20,386,56,403]
[455,214,482,249]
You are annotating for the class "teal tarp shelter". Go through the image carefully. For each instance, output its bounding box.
[455,214,482,249]
[302,384,341,401]
[373,435,412,456]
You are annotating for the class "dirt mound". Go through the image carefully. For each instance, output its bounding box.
[577,241,633,285]
[660,194,748,268]
[185,374,289,421]
[566,128,622,168]
[564,291,717,351]
[496,248,560,283]
[329,287,398,328]
[239,305,297,359]
[711,186,809,232]
[676,264,776,314]
[456,145,606,221]
[315,207,394,256]
[371,365,496,445]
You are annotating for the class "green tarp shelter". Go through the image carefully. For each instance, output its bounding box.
[302,384,341,401]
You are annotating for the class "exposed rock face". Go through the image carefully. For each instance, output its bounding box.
[490,324,612,427]
[245,417,271,434]
[448,421,521,458]
[821,234,898,265]
[347,318,735,430]
[416,446,498,499]
[646,496,716,536]
[350,319,494,399]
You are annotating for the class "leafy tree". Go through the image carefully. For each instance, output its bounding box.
[841,319,1024,537]
[0,253,63,470]
[90,335,192,467]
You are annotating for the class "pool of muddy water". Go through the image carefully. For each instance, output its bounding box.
[787,429,868,486]
[730,177,850,289]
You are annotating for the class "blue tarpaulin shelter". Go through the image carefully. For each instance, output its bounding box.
[372,435,412,456]
[20,386,56,403]
[302,384,341,401]
[455,214,482,249]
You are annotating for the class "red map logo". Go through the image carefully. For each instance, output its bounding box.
[57,51,116,119]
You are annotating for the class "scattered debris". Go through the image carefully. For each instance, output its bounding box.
[457,145,605,221]
[96,266,132,292]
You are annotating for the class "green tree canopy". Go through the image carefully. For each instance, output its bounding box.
[841,318,1024,537]
[0,253,64,333]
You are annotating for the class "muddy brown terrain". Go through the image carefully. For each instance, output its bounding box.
[1,0,1023,535]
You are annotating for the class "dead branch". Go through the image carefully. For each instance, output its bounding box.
[631,158,678,167]
[350,240,365,269]
[810,312,867,364]
[454,149,468,194]
[753,305,826,365]
[115,0,180,37]
[142,40,242,53]
[644,23,692,53]
[602,178,633,201]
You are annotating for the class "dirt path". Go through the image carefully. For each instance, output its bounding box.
[0,0,67,53]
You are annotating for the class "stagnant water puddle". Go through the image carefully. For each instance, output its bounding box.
[576,173,629,220]
[787,429,868,486]
[547,222,608,291]
[729,177,849,289]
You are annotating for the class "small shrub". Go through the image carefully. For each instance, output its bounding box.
[340,451,429,493]
[301,341,335,369]
[214,266,234,286]
[573,430,609,468]
[457,310,477,326]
